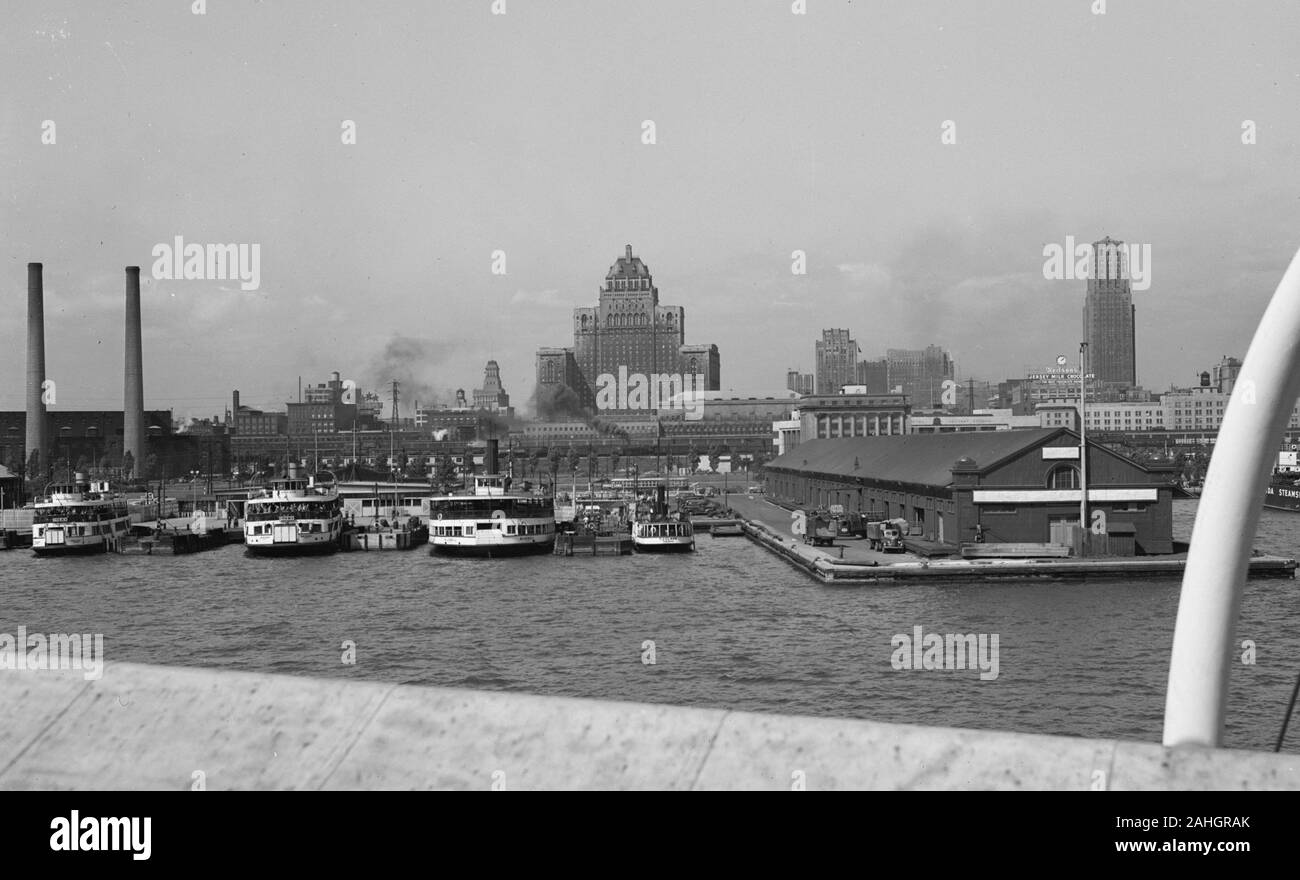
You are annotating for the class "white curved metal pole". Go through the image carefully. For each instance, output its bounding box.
[1163,246,1300,747]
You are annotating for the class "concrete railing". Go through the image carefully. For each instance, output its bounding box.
[1165,246,1300,748]
[2,662,1296,790]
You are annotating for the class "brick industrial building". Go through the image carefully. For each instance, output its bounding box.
[764,428,1175,553]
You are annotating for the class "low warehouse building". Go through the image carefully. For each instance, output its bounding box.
[764,428,1175,554]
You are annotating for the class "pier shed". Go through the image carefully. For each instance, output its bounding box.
[764,429,1175,554]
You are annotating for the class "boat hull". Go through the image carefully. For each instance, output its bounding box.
[632,539,696,553]
[430,537,555,558]
[1264,481,1300,512]
[244,538,339,556]
[32,540,111,557]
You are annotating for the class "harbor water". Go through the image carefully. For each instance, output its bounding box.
[2,500,1298,753]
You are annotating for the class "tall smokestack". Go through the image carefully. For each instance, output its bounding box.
[25,263,48,475]
[486,438,499,475]
[124,266,145,473]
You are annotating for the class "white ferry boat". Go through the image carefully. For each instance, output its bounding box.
[630,485,695,552]
[426,439,555,557]
[631,518,696,552]
[243,465,343,556]
[31,474,131,555]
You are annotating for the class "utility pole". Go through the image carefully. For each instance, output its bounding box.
[1079,342,1089,558]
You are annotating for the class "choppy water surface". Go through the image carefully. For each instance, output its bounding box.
[3,500,1298,752]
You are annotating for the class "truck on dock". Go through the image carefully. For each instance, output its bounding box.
[803,509,841,546]
[866,519,907,553]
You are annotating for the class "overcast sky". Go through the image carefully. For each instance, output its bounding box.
[4,0,1300,420]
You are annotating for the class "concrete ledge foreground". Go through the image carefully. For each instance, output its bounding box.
[1,662,1297,790]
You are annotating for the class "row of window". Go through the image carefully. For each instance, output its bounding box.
[431,522,554,537]
[605,278,651,290]
[985,502,1147,515]
[247,522,331,534]
[39,521,126,536]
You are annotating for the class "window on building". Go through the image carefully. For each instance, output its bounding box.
[1047,465,1080,489]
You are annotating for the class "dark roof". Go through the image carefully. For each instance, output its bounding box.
[769,429,1069,488]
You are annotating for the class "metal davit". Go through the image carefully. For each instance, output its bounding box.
[1164,247,1300,747]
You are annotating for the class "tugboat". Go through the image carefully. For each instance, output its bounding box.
[31,473,131,555]
[243,464,344,555]
[426,438,555,556]
[631,485,695,553]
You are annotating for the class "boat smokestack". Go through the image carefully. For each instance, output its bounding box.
[124,267,145,474]
[486,438,499,475]
[25,263,48,475]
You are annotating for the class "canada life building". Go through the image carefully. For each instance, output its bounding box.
[535,245,719,412]
[1083,236,1137,389]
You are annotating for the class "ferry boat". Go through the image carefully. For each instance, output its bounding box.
[1263,450,1300,512]
[31,474,131,555]
[243,465,344,555]
[631,518,696,552]
[426,439,555,557]
[630,485,695,552]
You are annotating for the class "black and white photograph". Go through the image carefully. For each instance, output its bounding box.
[1,0,1298,842]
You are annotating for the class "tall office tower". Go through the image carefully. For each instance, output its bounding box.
[537,245,720,412]
[815,329,860,394]
[473,360,512,412]
[885,344,955,409]
[1082,236,1136,388]
[786,370,814,395]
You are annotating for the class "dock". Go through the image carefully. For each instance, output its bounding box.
[0,529,32,550]
[115,528,231,555]
[554,533,634,556]
[725,495,1298,584]
[691,516,744,536]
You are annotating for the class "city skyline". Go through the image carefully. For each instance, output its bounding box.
[5,2,1300,420]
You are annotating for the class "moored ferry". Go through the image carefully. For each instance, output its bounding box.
[630,485,695,552]
[31,474,131,555]
[426,439,555,557]
[1263,450,1300,512]
[631,518,696,552]
[243,465,344,555]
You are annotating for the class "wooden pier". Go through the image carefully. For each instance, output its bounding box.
[115,528,231,555]
[554,533,634,556]
[0,529,32,551]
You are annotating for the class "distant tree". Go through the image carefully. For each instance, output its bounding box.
[707,445,721,473]
[547,447,562,479]
[608,449,621,478]
[143,452,159,481]
[121,450,135,481]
